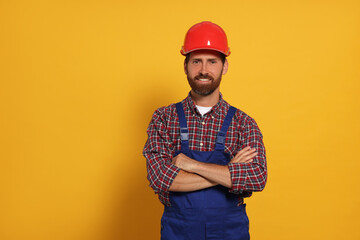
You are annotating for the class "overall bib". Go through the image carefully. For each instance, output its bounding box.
[161,102,250,240]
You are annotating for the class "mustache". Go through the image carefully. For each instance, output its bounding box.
[195,74,214,81]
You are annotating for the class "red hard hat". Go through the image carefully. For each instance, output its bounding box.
[180,21,231,56]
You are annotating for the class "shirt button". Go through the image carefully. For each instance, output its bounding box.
[211,116,214,119]
[202,122,205,125]
[200,143,203,146]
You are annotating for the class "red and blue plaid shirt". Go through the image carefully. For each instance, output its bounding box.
[143,93,267,206]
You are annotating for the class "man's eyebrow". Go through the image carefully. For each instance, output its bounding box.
[191,58,219,61]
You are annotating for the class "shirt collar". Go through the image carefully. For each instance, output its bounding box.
[184,92,224,117]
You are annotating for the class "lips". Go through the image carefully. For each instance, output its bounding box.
[195,75,213,82]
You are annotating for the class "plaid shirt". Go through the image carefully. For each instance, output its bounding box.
[143,93,267,206]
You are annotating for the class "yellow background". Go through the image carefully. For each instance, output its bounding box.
[1,0,359,239]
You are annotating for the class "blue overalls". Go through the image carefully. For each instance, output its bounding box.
[160,102,250,240]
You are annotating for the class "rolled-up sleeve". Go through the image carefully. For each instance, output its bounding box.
[228,116,267,194]
[143,108,180,194]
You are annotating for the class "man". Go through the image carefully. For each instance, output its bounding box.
[143,21,267,240]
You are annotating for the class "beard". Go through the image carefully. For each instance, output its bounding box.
[187,72,222,96]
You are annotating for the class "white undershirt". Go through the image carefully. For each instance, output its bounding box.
[196,105,212,116]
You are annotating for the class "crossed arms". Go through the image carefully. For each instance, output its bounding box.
[169,147,257,192]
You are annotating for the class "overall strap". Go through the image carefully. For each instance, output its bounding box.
[215,106,237,151]
[175,102,189,152]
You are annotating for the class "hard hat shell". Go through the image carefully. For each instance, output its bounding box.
[181,21,231,56]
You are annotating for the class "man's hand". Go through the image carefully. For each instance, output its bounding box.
[172,153,198,172]
[230,146,258,164]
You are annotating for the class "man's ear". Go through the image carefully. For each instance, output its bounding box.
[184,60,188,75]
[222,59,229,75]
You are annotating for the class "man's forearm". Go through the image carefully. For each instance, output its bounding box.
[171,153,233,188]
[190,162,232,188]
[169,169,218,192]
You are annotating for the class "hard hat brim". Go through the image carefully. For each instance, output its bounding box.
[180,47,231,57]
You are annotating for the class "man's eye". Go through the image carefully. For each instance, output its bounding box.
[210,61,217,64]
[192,60,199,64]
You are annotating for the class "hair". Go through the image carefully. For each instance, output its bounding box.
[185,52,226,64]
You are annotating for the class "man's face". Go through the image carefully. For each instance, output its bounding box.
[184,50,228,96]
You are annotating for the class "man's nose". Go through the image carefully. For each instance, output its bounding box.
[199,63,209,75]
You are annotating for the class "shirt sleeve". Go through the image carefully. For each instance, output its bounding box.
[143,108,180,194]
[228,115,267,194]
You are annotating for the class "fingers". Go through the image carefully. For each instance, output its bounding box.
[238,152,257,163]
[235,146,256,157]
[241,152,257,163]
[230,147,258,164]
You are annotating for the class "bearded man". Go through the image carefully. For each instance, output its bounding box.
[143,21,267,240]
